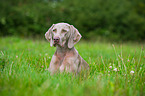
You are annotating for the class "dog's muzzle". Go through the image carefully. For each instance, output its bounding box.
[53,37,60,46]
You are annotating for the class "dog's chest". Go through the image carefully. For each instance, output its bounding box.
[55,52,66,64]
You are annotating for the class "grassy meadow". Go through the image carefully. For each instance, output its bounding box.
[0,37,145,96]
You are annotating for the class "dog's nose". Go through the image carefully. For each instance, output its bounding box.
[53,37,60,42]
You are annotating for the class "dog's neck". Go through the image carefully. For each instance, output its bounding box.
[55,45,74,60]
[56,45,74,54]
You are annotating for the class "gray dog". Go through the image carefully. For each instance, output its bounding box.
[45,23,89,74]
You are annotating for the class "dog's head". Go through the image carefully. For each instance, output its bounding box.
[45,23,82,48]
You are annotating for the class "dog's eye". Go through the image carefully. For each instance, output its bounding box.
[62,29,67,33]
[52,29,56,32]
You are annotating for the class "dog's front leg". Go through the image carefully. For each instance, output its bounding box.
[48,55,60,75]
[60,57,79,73]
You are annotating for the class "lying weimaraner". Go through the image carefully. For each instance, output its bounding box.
[45,23,89,74]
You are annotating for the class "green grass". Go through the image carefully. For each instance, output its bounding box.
[0,37,145,96]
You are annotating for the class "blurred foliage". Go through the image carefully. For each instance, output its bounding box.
[0,0,145,41]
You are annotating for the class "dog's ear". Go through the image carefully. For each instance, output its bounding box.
[68,25,82,48]
[45,24,55,47]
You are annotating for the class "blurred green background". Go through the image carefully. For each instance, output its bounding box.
[0,0,145,41]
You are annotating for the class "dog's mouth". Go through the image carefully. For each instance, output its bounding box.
[53,42,60,47]
[53,40,66,47]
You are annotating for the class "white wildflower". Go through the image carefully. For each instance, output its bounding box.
[109,66,112,69]
[45,69,49,71]
[16,55,18,58]
[113,68,117,72]
[41,65,44,68]
[45,53,48,56]
[127,59,130,62]
[130,71,134,75]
